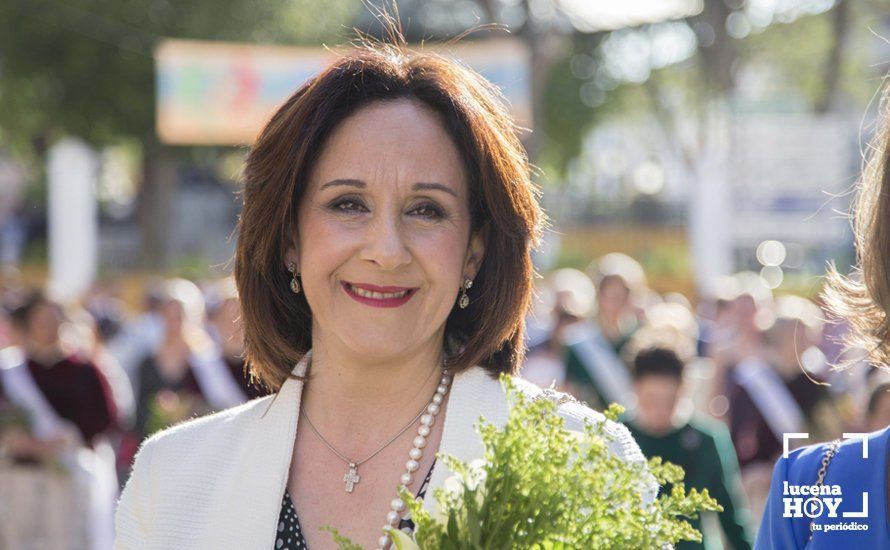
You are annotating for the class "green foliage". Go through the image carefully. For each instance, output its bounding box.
[321,526,365,550]
[539,50,597,181]
[334,376,721,549]
[0,0,358,154]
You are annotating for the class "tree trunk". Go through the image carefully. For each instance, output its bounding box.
[815,0,849,113]
[136,144,177,269]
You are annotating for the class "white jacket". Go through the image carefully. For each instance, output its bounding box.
[115,354,655,549]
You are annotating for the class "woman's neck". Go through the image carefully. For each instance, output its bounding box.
[24,340,65,366]
[300,336,447,458]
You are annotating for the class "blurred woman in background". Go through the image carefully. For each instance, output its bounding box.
[204,277,268,400]
[0,290,118,549]
[129,278,249,445]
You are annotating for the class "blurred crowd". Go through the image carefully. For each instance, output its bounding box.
[0,276,266,548]
[1,256,888,548]
[523,254,888,549]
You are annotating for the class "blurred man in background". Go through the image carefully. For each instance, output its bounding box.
[626,338,753,550]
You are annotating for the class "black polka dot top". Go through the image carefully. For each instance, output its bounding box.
[274,459,436,549]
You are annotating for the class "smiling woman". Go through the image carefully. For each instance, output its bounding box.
[236,45,541,390]
[114,33,652,550]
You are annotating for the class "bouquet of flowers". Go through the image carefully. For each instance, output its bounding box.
[330,376,720,549]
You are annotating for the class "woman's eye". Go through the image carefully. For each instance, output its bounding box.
[328,198,367,213]
[326,197,444,219]
[410,203,446,219]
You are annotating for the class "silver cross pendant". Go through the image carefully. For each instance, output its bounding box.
[343,463,360,493]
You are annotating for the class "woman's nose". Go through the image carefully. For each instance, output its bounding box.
[360,214,412,270]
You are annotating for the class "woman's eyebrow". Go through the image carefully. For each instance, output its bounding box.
[320,178,365,191]
[412,182,458,198]
[319,179,458,198]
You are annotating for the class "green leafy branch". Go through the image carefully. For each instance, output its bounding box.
[332,374,721,549]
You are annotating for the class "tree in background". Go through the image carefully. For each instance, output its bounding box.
[0,0,356,267]
[1,0,885,272]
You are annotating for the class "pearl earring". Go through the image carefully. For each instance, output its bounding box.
[458,278,473,309]
[287,262,301,294]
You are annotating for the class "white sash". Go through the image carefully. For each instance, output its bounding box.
[0,346,67,440]
[0,346,117,549]
[563,320,634,407]
[733,356,805,440]
[189,347,247,410]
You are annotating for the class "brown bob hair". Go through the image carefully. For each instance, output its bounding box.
[824,86,890,367]
[234,42,544,391]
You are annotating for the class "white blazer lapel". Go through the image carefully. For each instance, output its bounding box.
[422,367,507,515]
[203,353,309,549]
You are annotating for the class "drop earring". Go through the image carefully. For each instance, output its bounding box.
[458,278,473,309]
[287,262,301,294]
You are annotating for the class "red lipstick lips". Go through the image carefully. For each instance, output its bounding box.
[341,281,417,308]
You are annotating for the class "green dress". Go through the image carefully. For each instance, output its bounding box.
[628,416,754,549]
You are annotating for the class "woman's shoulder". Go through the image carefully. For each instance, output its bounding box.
[461,367,648,467]
[510,375,648,464]
[135,394,275,460]
[757,426,890,547]
[779,426,890,484]
[462,368,647,462]
[115,393,285,546]
[508,375,609,425]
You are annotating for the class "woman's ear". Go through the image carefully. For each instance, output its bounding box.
[284,243,300,273]
[465,227,487,280]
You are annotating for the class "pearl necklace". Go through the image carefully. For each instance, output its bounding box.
[376,368,452,550]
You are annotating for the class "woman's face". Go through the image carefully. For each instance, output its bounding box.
[598,277,629,318]
[161,299,185,334]
[26,301,62,347]
[288,99,485,362]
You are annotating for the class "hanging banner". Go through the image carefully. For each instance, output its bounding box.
[155,38,531,146]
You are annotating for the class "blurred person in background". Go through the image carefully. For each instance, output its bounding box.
[725,321,795,524]
[701,273,772,410]
[589,253,646,350]
[106,280,166,382]
[562,253,645,409]
[758,95,890,547]
[82,287,136,430]
[128,278,249,451]
[704,273,772,374]
[522,268,593,389]
[761,295,843,442]
[0,290,118,549]
[625,336,753,550]
[204,277,268,399]
[82,287,139,484]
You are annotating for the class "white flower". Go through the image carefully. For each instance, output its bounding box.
[432,474,466,524]
[443,473,465,498]
[466,458,489,491]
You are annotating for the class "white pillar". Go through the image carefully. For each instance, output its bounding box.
[48,138,98,300]
[689,101,733,296]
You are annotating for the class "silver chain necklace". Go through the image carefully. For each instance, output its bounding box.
[298,357,453,549]
[300,401,428,493]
